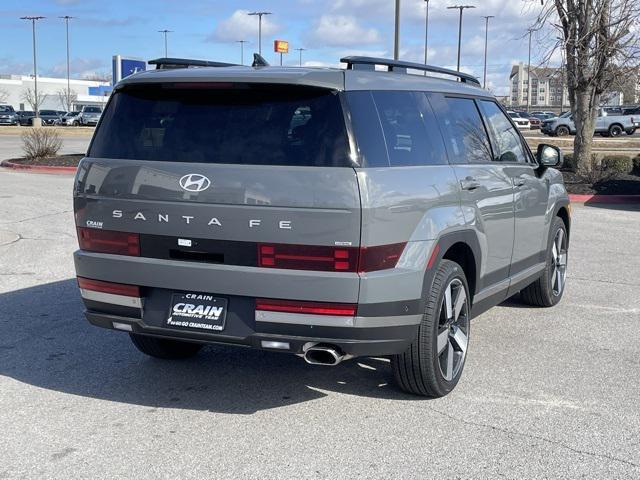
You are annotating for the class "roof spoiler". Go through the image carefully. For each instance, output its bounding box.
[148,57,239,70]
[340,56,481,86]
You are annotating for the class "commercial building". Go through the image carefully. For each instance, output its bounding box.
[0,75,111,111]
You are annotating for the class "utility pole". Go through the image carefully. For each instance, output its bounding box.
[424,0,430,65]
[248,11,271,55]
[447,5,475,72]
[20,16,45,120]
[158,29,172,57]
[393,0,401,60]
[482,15,494,89]
[295,47,306,67]
[59,16,74,111]
[527,28,533,112]
[236,40,247,65]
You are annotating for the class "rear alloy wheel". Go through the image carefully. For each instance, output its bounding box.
[521,217,568,307]
[556,125,570,136]
[129,333,203,359]
[392,260,470,397]
[609,124,623,137]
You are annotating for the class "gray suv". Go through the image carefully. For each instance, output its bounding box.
[73,56,570,397]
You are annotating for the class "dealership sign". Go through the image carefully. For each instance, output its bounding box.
[112,55,147,85]
[274,40,289,54]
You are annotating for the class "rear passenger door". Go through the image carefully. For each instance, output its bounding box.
[428,93,515,293]
[477,100,549,276]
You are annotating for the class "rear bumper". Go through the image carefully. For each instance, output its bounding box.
[74,250,423,357]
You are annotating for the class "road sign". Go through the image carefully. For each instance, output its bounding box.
[274,40,289,54]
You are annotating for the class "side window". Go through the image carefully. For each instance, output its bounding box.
[430,95,493,164]
[371,91,447,167]
[344,91,390,167]
[478,100,528,163]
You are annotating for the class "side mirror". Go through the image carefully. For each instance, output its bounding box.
[536,144,563,168]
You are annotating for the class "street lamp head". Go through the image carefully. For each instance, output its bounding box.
[20,16,46,20]
[58,16,75,20]
[447,5,476,9]
[248,11,272,16]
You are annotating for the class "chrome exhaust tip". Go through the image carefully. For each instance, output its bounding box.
[302,344,345,366]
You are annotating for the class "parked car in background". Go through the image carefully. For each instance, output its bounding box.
[519,113,541,129]
[0,105,18,125]
[59,111,82,126]
[507,111,531,130]
[530,111,556,121]
[541,109,638,137]
[29,110,63,126]
[16,111,35,126]
[78,106,103,126]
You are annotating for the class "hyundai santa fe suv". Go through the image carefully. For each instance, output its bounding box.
[73,55,570,397]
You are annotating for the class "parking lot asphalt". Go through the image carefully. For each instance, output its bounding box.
[0,169,639,479]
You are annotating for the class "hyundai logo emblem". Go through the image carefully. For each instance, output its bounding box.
[179,174,211,192]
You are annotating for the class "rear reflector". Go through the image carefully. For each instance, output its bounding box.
[256,298,357,317]
[257,242,406,273]
[77,228,140,256]
[77,277,141,297]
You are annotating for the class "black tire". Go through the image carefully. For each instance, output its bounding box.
[626,128,636,136]
[129,333,203,359]
[556,125,570,136]
[392,259,471,397]
[608,124,623,137]
[520,217,568,307]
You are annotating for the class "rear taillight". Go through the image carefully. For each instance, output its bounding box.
[257,243,405,273]
[256,298,357,316]
[77,228,140,256]
[77,277,140,297]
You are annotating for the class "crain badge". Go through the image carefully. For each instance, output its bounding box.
[166,293,227,331]
[86,220,103,229]
[179,173,211,193]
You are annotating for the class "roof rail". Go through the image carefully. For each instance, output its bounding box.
[148,57,239,70]
[340,56,481,86]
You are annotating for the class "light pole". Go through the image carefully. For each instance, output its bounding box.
[482,15,494,89]
[59,16,74,111]
[393,0,401,60]
[295,47,306,67]
[424,0,430,65]
[526,28,533,112]
[20,16,45,120]
[158,29,172,57]
[447,5,475,72]
[248,11,272,56]
[236,40,247,65]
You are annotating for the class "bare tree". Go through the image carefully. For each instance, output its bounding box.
[534,1,640,172]
[21,88,48,114]
[0,88,9,104]
[57,88,77,112]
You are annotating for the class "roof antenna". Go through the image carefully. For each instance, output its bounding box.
[252,53,270,67]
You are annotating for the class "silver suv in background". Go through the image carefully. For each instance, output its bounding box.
[0,105,18,125]
[541,108,638,136]
[78,106,103,126]
[73,56,570,397]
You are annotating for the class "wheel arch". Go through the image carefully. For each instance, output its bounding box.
[423,230,481,304]
[554,202,571,242]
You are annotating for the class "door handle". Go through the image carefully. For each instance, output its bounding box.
[514,175,526,187]
[460,177,481,191]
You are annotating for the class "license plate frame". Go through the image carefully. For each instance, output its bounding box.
[166,293,228,332]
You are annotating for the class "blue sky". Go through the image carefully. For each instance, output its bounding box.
[0,0,549,95]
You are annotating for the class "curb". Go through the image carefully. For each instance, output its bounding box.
[1,159,77,174]
[569,194,640,204]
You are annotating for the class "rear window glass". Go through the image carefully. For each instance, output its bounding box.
[90,84,352,167]
[0,106,15,113]
[84,107,102,113]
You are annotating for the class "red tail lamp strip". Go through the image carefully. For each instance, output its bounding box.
[256,298,357,316]
[77,228,140,256]
[258,242,406,273]
[77,277,140,297]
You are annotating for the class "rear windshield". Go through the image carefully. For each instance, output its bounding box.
[84,107,102,113]
[89,83,352,167]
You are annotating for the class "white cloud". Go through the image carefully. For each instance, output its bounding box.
[308,15,380,47]
[209,10,280,43]
[49,58,106,78]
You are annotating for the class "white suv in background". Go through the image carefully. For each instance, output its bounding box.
[507,111,531,130]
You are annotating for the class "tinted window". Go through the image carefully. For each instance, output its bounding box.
[479,101,528,163]
[432,96,492,164]
[90,84,352,167]
[371,91,447,167]
[0,106,15,113]
[84,107,102,113]
[344,91,389,168]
